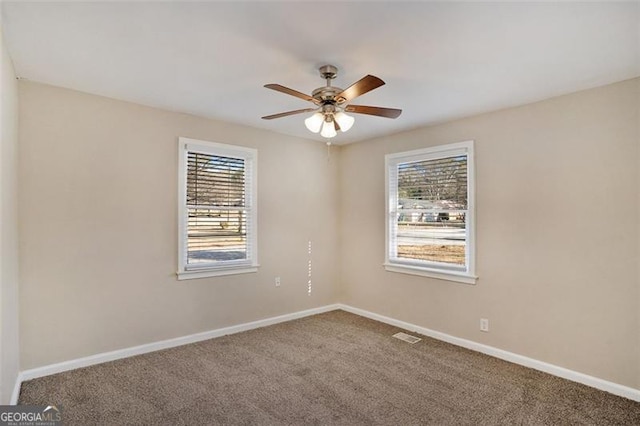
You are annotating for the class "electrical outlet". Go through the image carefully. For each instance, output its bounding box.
[480,318,489,332]
[275,277,281,287]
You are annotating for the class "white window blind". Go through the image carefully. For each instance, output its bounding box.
[385,141,476,284]
[178,138,257,279]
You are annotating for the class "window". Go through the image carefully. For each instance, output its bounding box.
[385,141,476,284]
[178,137,258,279]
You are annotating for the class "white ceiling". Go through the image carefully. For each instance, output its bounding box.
[1,1,639,145]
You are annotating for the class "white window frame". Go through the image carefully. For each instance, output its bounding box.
[384,140,477,284]
[177,137,258,280]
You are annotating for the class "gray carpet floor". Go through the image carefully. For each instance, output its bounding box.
[19,310,640,425]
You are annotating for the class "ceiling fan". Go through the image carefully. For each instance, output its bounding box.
[262,65,402,139]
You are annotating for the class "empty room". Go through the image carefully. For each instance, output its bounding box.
[1,1,639,424]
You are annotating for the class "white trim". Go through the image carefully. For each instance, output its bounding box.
[18,304,340,383]
[177,265,259,280]
[385,141,472,162]
[336,304,640,402]
[383,263,477,284]
[385,140,476,283]
[10,374,22,405]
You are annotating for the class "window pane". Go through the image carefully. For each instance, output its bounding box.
[186,150,248,265]
[187,152,245,207]
[396,211,466,265]
[187,208,247,264]
[396,154,468,266]
[398,156,467,208]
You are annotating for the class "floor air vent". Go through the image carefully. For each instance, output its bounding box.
[393,332,421,344]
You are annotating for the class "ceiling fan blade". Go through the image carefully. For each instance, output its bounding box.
[335,75,385,103]
[261,108,317,120]
[264,84,320,105]
[344,105,402,119]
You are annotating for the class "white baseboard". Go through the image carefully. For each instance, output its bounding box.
[10,373,22,405]
[13,302,640,404]
[14,304,341,399]
[337,304,640,402]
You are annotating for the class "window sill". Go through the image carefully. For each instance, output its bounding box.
[383,263,477,285]
[177,265,259,280]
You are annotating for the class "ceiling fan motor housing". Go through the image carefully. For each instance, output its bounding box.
[312,86,344,103]
[318,64,338,80]
[313,65,347,104]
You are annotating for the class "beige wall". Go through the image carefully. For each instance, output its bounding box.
[17,77,640,391]
[0,26,20,403]
[18,81,340,369]
[339,78,640,389]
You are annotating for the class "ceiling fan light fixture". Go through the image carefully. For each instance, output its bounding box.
[320,119,337,138]
[304,112,324,133]
[334,111,355,132]
[263,65,402,139]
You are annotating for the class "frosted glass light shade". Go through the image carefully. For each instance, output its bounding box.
[334,112,355,132]
[320,120,337,138]
[304,112,324,133]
